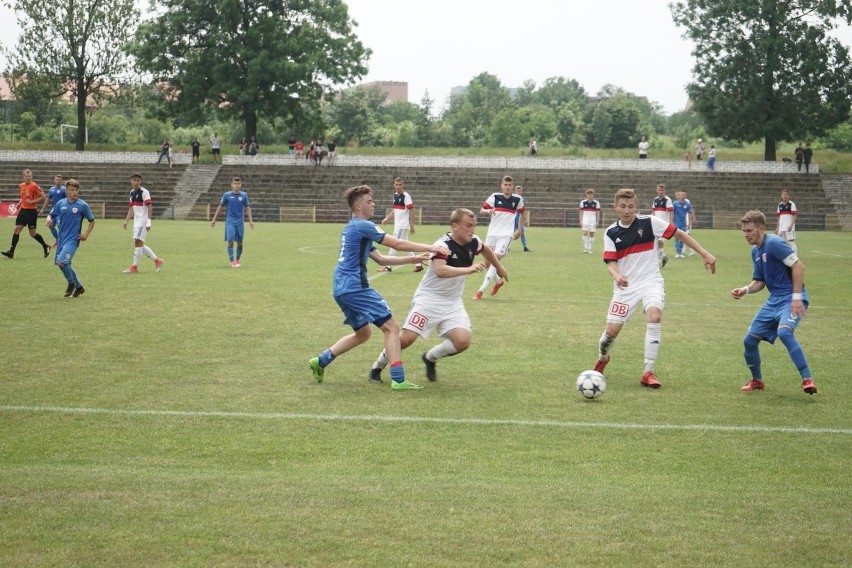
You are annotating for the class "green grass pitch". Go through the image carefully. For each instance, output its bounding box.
[1,218,850,567]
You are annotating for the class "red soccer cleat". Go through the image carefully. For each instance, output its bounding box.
[741,379,765,391]
[593,356,610,374]
[489,280,505,296]
[640,371,662,389]
[801,378,817,395]
[472,291,483,301]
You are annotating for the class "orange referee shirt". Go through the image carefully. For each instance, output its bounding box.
[19,181,44,210]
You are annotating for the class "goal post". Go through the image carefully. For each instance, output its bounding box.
[60,124,88,144]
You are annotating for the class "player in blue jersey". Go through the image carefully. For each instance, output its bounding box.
[672,191,695,258]
[39,175,67,248]
[514,185,531,252]
[308,184,449,391]
[46,179,95,298]
[210,177,255,267]
[731,210,817,394]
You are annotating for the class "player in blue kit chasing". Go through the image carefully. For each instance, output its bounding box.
[46,179,95,298]
[210,177,255,267]
[40,175,67,248]
[309,184,449,390]
[731,210,817,394]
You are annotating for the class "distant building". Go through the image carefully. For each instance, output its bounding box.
[360,81,408,104]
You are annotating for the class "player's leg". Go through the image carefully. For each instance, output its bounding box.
[777,305,816,393]
[588,230,596,253]
[371,328,420,382]
[641,306,663,387]
[2,223,24,257]
[379,317,421,389]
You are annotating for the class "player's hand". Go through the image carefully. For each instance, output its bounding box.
[470,261,487,273]
[431,244,450,257]
[614,274,629,288]
[731,287,748,300]
[78,234,88,242]
[210,220,216,228]
[123,221,128,230]
[414,253,431,264]
[703,254,717,274]
[791,299,806,318]
[249,222,255,230]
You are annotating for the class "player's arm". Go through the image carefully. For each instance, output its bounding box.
[606,259,628,288]
[479,206,492,216]
[513,210,525,239]
[79,219,95,241]
[122,205,133,229]
[788,259,805,316]
[688,209,696,230]
[210,204,224,226]
[245,205,255,229]
[39,196,50,215]
[371,248,431,267]
[479,243,508,281]
[673,228,716,273]
[381,235,449,257]
[731,279,766,299]
[146,204,153,231]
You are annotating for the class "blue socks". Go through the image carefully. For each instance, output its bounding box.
[778,327,812,379]
[59,263,80,288]
[389,362,405,384]
[743,333,762,380]
[318,348,336,368]
[227,245,234,262]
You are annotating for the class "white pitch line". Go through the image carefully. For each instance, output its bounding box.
[1,405,849,435]
[810,250,844,258]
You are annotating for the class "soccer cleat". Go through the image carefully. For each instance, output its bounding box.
[640,371,662,388]
[490,280,505,296]
[155,258,165,272]
[412,265,423,273]
[472,291,483,301]
[422,353,437,381]
[377,266,391,272]
[1,250,13,259]
[391,379,423,391]
[43,245,50,258]
[64,283,75,297]
[72,287,85,298]
[369,368,383,383]
[688,251,696,256]
[308,357,324,383]
[523,247,531,252]
[801,378,817,395]
[123,265,138,273]
[235,259,241,268]
[661,255,669,268]
[593,355,610,374]
[741,379,765,391]
[230,261,239,268]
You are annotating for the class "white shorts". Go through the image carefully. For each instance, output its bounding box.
[581,222,597,232]
[132,225,148,242]
[779,229,796,241]
[393,227,410,240]
[606,279,665,324]
[485,235,513,257]
[402,301,471,339]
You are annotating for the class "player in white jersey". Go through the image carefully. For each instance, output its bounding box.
[579,188,601,253]
[591,188,716,389]
[473,175,524,300]
[122,172,164,273]
[370,208,507,383]
[651,183,673,267]
[378,177,422,272]
[776,189,797,253]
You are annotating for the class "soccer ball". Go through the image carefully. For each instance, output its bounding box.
[576,370,606,399]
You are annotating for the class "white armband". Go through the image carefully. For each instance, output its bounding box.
[792,293,803,301]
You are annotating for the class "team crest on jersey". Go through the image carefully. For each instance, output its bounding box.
[72,207,79,214]
[762,253,767,262]
[637,228,644,238]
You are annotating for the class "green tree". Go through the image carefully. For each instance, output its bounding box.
[671,0,852,160]
[443,72,514,146]
[130,0,369,141]
[2,0,139,150]
[325,86,386,146]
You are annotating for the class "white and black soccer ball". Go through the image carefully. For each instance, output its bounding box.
[576,370,606,399]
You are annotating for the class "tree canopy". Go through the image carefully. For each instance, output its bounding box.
[130,0,370,139]
[2,0,139,150]
[671,0,852,160]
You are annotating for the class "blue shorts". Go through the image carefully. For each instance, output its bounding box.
[224,222,244,242]
[334,288,393,331]
[55,242,79,266]
[748,298,808,344]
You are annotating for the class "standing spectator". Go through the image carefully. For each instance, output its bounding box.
[122,173,165,273]
[156,138,170,165]
[685,150,693,168]
[579,188,601,254]
[803,143,814,173]
[248,136,259,156]
[695,138,705,160]
[167,143,175,167]
[1,168,50,259]
[210,132,222,163]
[473,175,525,300]
[638,136,649,159]
[776,189,797,253]
[210,177,255,268]
[378,177,421,273]
[307,139,316,163]
[294,139,305,161]
[307,184,448,390]
[652,183,673,267]
[369,208,508,384]
[707,145,716,171]
[591,188,716,389]
[514,185,531,252]
[239,137,248,155]
[528,138,538,156]
[794,143,804,172]
[190,137,201,164]
[287,134,296,157]
[40,175,67,248]
[672,191,695,258]
[731,210,816,395]
[314,139,324,166]
[682,190,697,256]
[46,178,95,298]
[326,139,337,166]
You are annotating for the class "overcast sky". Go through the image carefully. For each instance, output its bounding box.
[2,1,850,116]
